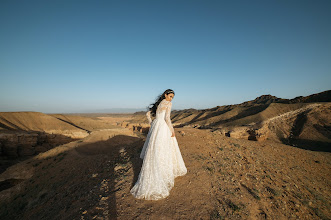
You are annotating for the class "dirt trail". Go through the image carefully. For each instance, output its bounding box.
[1,125,330,220]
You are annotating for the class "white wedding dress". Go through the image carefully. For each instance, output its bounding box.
[130,99,187,200]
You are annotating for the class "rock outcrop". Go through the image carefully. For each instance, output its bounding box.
[0,132,77,158]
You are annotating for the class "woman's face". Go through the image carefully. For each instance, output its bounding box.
[165,93,174,101]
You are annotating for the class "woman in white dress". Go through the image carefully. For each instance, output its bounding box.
[130,89,187,200]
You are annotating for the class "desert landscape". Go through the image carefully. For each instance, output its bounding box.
[0,91,330,219]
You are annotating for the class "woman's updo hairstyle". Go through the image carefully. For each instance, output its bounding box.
[148,89,175,117]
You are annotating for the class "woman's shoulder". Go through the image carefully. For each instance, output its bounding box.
[161,99,171,105]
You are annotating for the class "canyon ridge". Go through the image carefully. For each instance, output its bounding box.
[0,90,330,219]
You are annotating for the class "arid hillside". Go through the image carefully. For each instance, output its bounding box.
[0,112,124,135]
[0,112,123,174]
[128,90,331,152]
[0,90,330,219]
[0,112,89,137]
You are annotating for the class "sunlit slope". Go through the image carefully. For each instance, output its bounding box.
[50,114,117,131]
[0,112,82,133]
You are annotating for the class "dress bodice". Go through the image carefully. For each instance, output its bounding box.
[155,110,166,119]
[146,99,174,133]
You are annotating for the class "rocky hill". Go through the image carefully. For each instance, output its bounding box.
[0,112,119,173]
[239,90,331,106]
[128,90,331,152]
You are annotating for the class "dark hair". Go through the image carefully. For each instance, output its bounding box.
[148,89,175,117]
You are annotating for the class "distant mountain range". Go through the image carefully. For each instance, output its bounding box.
[132,90,331,114]
[49,90,331,114]
[239,90,331,106]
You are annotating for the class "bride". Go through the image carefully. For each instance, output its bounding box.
[130,89,187,200]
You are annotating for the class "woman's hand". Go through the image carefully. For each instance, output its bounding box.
[171,131,175,137]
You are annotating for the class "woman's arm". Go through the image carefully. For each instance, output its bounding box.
[146,110,152,124]
[165,102,175,137]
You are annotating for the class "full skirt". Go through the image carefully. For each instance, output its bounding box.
[130,118,187,200]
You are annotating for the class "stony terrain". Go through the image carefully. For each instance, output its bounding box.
[0,126,330,219]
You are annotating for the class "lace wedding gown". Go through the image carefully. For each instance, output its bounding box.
[130,99,187,200]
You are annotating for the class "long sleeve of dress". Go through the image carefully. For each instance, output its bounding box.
[146,110,152,124]
[165,102,175,134]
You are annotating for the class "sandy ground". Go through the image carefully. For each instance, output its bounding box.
[0,124,330,219]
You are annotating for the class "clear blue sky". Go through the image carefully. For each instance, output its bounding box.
[1,0,330,113]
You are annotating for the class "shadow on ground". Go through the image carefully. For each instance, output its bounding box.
[0,134,145,220]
